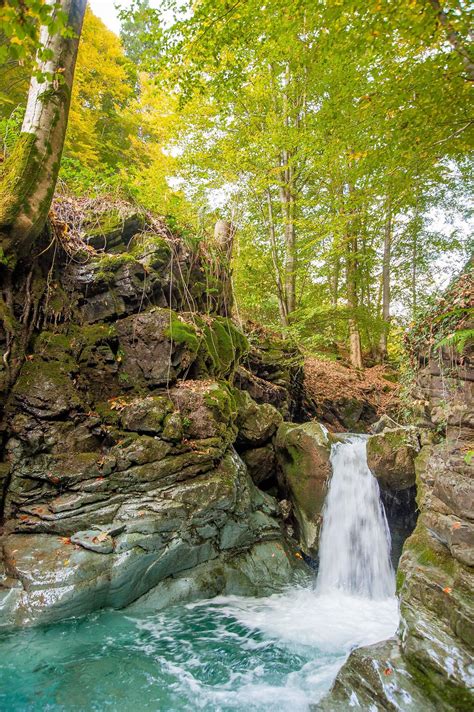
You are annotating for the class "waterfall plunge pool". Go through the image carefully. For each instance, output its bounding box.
[0,588,398,711]
[0,435,400,711]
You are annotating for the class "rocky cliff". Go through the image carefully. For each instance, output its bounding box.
[318,268,474,710]
[0,200,308,628]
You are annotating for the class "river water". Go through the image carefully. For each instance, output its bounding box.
[0,436,399,711]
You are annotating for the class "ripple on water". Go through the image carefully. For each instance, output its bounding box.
[0,586,398,712]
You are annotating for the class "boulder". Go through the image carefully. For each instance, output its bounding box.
[116,308,199,387]
[241,444,276,486]
[275,421,331,553]
[235,390,283,446]
[234,330,304,419]
[367,427,420,491]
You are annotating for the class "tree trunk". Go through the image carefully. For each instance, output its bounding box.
[214,219,235,316]
[347,255,363,371]
[346,233,363,370]
[412,230,418,317]
[0,0,87,263]
[345,185,363,370]
[279,152,296,319]
[266,189,288,327]
[379,202,392,360]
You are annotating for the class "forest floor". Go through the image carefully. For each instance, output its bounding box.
[304,357,400,421]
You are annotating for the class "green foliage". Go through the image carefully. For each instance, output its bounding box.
[2,0,471,370]
[406,267,473,358]
[118,0,472,362]
[437,328,474,354]
[0,1,71,80]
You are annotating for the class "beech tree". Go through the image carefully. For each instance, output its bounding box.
[126,0,471,362]
[0,0,87,264]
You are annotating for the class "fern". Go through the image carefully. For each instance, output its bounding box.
[436,328,474,354]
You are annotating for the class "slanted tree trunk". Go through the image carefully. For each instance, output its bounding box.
[0,0,87,263]
[379,201,392,361]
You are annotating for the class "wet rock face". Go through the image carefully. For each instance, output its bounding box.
[367,426,420,567]
[367,427,419,492]
[0,206,306,628]
[274,421,331,554]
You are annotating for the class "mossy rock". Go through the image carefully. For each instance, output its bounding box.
[169,380,238,442]
[83,208,146,251]
[274,421,331,554]
[196,316,248,379]
[235,389,283,446]
[130,232,172,271]
[367,427,419,491]
[12,358,84,418]
[165,313,249,379]
[120,396,174,434]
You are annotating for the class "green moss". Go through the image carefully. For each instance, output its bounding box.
[95,400,122,426]
[130,233,171,264]
[164,313,200,352]
[90,252,139,284]
[72,323,116,347]
[404,525,456,576]
[85,210,123,238]
[203,381,238,424]
[405,652,474,711]
[187,316,249,379]
[45,284,69,316]
[0,246,15,269]
[13,358,83,412]
[0,297,18,332]
[0,133,38,229]
[201,317,248,378]
[35,331,76,367]
[396,567,407,592]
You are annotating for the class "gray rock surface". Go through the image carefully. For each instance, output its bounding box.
[275,421,331,554]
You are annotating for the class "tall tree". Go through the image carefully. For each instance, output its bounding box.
[0,0,87,263]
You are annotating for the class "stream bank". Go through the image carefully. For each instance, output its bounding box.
[0,201,471,709]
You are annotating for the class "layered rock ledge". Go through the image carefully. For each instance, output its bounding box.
[0,203,308,628]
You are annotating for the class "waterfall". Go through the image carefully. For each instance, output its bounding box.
[316,435,395,599]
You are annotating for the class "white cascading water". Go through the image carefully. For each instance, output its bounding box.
[316,434,395,599]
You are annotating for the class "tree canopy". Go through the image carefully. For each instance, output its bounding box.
[0,0,471,364]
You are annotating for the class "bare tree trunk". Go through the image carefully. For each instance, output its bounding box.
[214,219,235,316]
[412,230,418,317]
[266,189,288,327]
[279,152,296,318]
[379,201,392,360]
[331,251,340,308]
[347,245,363,370]
[284,186,296,315]
[0,0,87,263]
[345,184,363,370]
